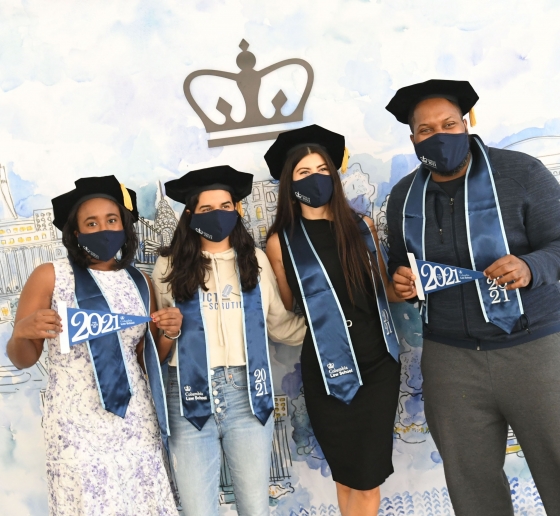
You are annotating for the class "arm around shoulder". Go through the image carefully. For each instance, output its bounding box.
[265,233,294,310]
[257,248,306,346]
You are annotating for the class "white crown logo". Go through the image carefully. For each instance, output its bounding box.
[327,363,334,369]
[184,385,192,392]
[184,40,314,148]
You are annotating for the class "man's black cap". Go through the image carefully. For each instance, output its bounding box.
[264,124,346,180]
[164,166,253,205]
[386,79,479,125]
[52,175,138,231]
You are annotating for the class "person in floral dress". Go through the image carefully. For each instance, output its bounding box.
[7,176,178,515]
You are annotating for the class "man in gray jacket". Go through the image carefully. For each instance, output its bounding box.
[386,79,560,516]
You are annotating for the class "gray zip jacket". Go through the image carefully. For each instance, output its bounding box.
[387,143,560,350]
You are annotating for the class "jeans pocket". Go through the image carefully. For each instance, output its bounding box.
[230,371,248,390]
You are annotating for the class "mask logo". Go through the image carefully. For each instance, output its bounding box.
[294,191,311,204]
[419,156,437,168]
[189,210,239,242]
[292,173,334,208]
[195,227,213,240]
[77,230,126,262]
[414,132,470,175]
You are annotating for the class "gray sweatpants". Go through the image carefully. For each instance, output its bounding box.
[421,333,560,516]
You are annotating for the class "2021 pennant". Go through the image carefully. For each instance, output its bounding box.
[57,301,151,354]
[407,253,485,301]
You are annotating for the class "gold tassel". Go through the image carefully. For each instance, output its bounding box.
[236,201,244,217]
[469,108,477,127]
[120,184,133,212]
[341,147,350,174]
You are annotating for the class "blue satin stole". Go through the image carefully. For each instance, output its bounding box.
[357,218,400,361]
[283,220,364,404]
[403,134,523,333]
[70,260,170,448]
[175,277,274,431]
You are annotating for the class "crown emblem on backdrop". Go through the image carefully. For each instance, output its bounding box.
[183,40,314,148]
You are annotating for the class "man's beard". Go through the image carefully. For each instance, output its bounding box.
[426,150,471,177]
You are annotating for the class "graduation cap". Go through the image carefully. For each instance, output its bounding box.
[264,124,349,180]
[385,79,479,127]
[52,175,138,231]
[164,166,253,205]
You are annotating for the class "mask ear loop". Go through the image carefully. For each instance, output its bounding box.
[114,240,128,263]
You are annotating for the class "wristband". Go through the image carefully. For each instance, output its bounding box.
[163,329,181,340]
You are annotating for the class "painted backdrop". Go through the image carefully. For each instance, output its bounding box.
[1,1,560,515]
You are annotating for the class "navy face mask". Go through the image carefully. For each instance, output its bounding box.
[292,173,334,208]
[414,132,470,174]
[78,230,126,262]
[189,209,238,242]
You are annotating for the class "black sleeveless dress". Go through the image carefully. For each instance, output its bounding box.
[279,218,400,490]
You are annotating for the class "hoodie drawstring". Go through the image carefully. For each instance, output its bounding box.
[210,254,231,367]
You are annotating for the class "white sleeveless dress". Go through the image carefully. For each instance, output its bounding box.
[43,258,178,515]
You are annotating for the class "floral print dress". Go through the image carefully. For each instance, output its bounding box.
[44,258,178,516]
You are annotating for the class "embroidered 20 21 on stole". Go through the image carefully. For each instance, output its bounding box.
[175,280,274,431]
[403,134,523,333]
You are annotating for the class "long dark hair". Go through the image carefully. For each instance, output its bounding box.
[267,144,377,300]
[62,201,138,270]
[160,193,260,302]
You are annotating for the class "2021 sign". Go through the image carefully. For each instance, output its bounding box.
[57,301,151,354]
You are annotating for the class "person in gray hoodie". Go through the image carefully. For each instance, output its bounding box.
[386,79,560,516]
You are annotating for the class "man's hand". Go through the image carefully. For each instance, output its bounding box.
[484,255,532,290]
[392,266,417,299]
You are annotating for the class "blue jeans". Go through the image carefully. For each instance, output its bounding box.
[167,366,273,516]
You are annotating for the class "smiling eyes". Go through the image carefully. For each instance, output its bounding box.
[299,165,328,176]
[200,202,233,213]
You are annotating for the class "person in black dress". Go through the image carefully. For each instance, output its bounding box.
[265,125,414,516]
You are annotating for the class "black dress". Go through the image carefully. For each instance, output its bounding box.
[279,218,400,490]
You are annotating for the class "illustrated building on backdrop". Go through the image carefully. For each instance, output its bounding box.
[183,40,314,147]
[0,165,65,299]
[240,180,279,250]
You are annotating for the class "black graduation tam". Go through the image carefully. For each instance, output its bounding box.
[164,166,253,205]
[52,175,138,231]
[385,79,479,125]
[264,124,346,180]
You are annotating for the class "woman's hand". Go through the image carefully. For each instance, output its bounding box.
[14,309,62,341]
[151,307,183,338]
